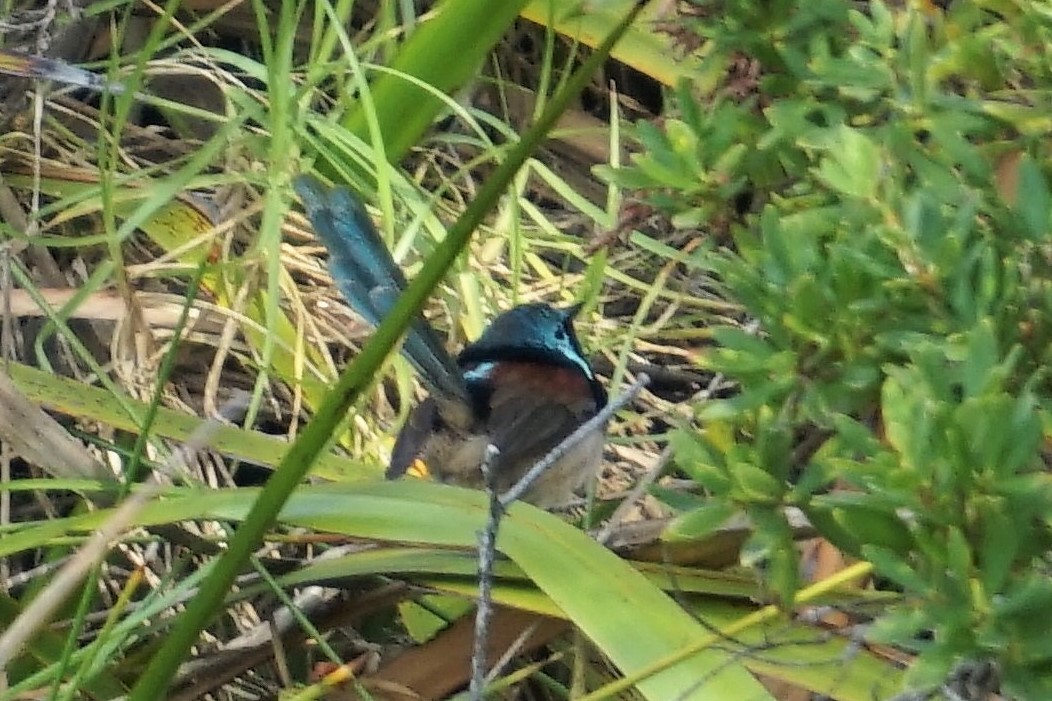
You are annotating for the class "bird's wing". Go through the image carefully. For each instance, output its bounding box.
[485,370,600,477]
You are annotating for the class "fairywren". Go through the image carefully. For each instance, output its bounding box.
[295,176,606,507]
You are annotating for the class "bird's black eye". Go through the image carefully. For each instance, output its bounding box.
[554,328,567,340]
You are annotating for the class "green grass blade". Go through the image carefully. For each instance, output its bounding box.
[4,362,369,481]
[339,0,531,163]
[499,502,773,700]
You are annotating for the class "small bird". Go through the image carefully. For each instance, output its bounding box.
[294,176,607,507]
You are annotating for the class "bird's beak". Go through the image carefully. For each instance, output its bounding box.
[564,302,584,319]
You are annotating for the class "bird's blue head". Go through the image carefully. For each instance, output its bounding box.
[458,302,596,382]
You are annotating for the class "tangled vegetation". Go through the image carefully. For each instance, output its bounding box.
[0,1,1049,699]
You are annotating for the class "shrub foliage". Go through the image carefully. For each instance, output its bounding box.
[608,1,1052,697]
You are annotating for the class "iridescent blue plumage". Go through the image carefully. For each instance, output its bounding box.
[459,303,605,405]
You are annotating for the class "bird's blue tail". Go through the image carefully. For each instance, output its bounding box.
[294,175,467,402]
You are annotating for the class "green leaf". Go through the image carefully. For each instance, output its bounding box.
[831,504,914,554]
[400,595,472,642]
[802,503,866,556]
[862,545,928,592]
[705,346,797,376]
[668,429,733,493]
[880,369,931,473]
[664,502,738,541]
[1014,155,1051,240]
[976,496,1018,593]
[990,571,1052,620]
[698,380,795,421]
[664,118,700,159]
[814,126,882,200]
[731,462,785,502]
[866,606,928,646]
[962,318,1000,398]
[944,526,973,583]
[711,326,779,359]
[745,507,799,607]
[997,394,1043,479]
